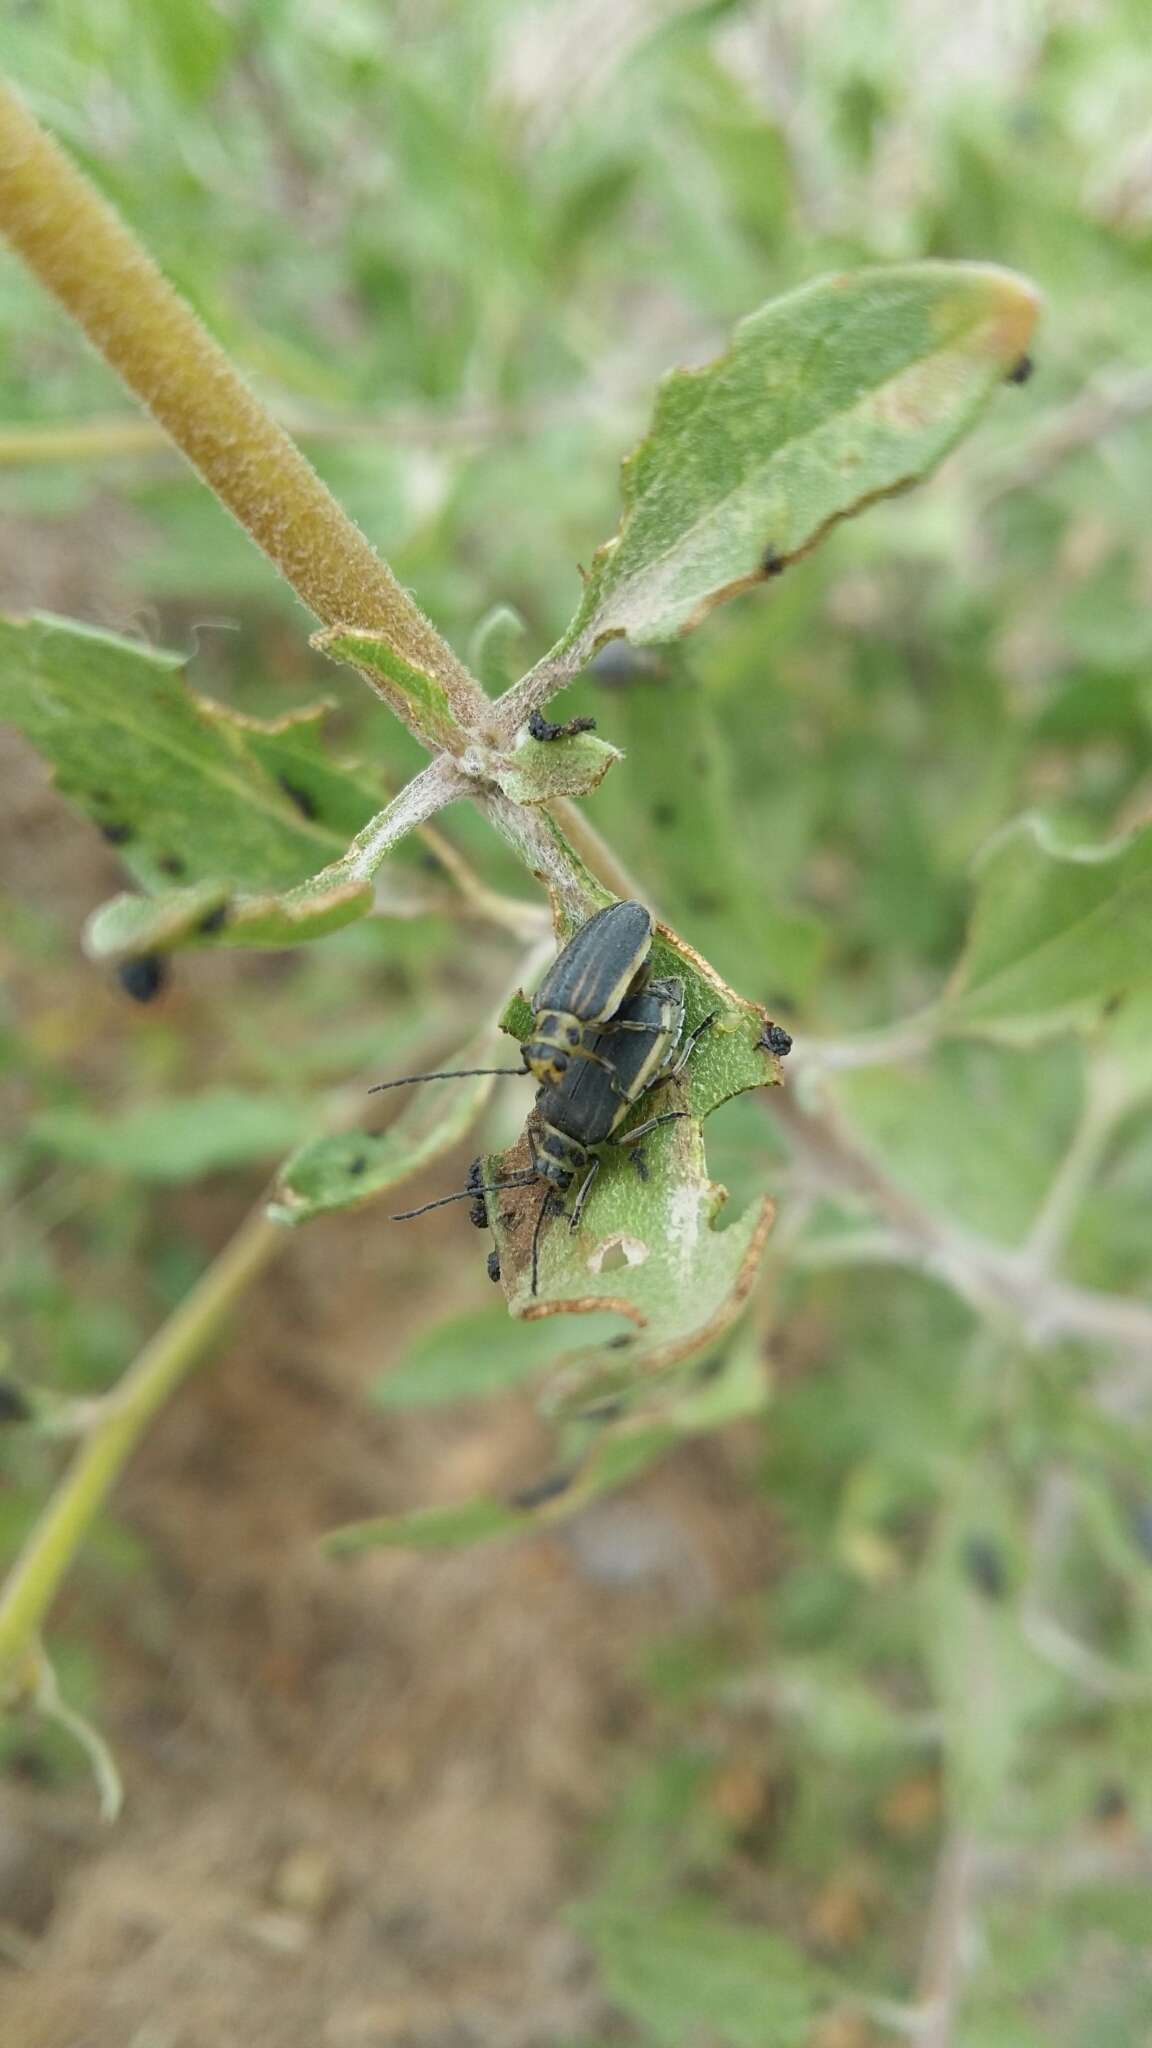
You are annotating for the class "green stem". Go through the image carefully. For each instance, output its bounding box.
[0,1203,281,1681]
[0,76,482,722]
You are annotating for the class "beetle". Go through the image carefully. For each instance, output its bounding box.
[391,977,716,1293]
[368,899,658,1104]
[520,898,655,1089]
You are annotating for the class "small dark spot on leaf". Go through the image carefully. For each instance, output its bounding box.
[761,546,786,576]
[607,1334,634,1350]
[760,1022,793,1058]
[511,1468,573,1510]
[962,1534,1007,1600]
[197,905,229,936]
[98,821,133,846]
[527,709,598,742]
[651,800,678,829]
[629,1146,650,1183]
[689,892,724,915]
[1093,1782,1128,1824]
[585,642,667,689]
[348,1155,368,1177]
[116,954,168,1004]
[0,1377,32,1426]
[486,1248,501,1284]
[158,853,187,878]
[1006,354,1034,385]
[277,775,318,819]
[695,1354,724,1382]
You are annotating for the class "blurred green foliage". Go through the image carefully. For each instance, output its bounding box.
[5,0,1152,2037]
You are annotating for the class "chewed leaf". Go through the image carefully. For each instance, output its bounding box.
[0,613,387,955]
[323,922,784,1554]
[270,1022,513,1224]
[941,812,1152,1039]
[488,919,783,1336]
[552,262,1039,660]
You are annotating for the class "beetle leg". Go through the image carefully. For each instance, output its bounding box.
[615,1109,689,1147]
[530,1188,561,1296]
[567,1154,601,1232]
[668,1010,719,1078]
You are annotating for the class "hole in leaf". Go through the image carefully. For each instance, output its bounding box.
[589,1234,649,1274]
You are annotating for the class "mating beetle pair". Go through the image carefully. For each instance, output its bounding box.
[376,900,715,1292]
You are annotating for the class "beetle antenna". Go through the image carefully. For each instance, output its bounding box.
[370,1066,524,1094]
[391,1173,536,1221]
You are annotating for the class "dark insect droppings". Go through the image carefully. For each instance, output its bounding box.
[511,1468,574,1510]
[962,1534,1007,1600]
[277,776,318,819]
[760,1022,793,1057]
[1093,1783,1128,1825]
[761,546,786,576]
[98,820,133,846]
[116,954,168,1004]
[0,1377,32,1426]
[348,1155,368,1177]
[158,853,187,878]
[486,1248,501,1284]
[527,709,598,742]
[465,1158,488,1231]
[197,905,229,936]
[1006,354,1034,385]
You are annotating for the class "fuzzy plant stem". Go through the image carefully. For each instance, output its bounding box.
[0,76,482,720]
[0,1205,281,1687]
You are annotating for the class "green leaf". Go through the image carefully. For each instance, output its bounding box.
[316,626,468,752]
[491,921,782,1349]
[325,1337,768,1556]
[942,813,1152,1039]
[29,1089,307,1180]
[496,724,622,804]
[270,1022,510,1224]
[374,1304,626,1409]
[468,604,527,692]
[834,1041,1080,1244]
[550,262,1039,659]
[577,1901,822,2048]
[0,613,380,955]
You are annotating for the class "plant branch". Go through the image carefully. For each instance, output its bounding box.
[0,1201,281,1686]
[0,77,483,724]
[913,1829,979,2048]
[982,365,1152,507]
[1020,1078,1124,1276]
[341,757,470,882]
[415,823,552,939]
[548,796,646,903]
[770,1086,1152,1362]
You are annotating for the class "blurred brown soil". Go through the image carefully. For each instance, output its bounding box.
[0,726,780,2048]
